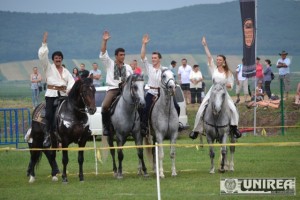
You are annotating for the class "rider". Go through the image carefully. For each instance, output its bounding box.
[99,31,133,136]
[140,34,180,136]
[189,36,242,139]
[38,32,75,147]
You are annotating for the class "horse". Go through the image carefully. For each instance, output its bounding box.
[203,82,236,174]
[107,74,147,179]
[148,69,179,178]
[27,78,96,183]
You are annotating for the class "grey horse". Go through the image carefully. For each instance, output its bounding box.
[203,82,236,174]
[148,69,179,178]
[107,74,147,179]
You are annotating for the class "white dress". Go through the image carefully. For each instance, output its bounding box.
[193,59,238,132]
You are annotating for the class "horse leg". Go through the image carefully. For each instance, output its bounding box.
[219,134,227,173]
[229,134,236,172]
[207,136,215,174]
[28,149,41,183]
[156,136,165,178]
[77,139,88,182]
[62,148,69,183]
[116,140,124,179]
[107,135,117,177]
[135,137,148,177]
[44,150,59,181]
[170,138,177,177]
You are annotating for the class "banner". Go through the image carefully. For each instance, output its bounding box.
[240,0,256,78]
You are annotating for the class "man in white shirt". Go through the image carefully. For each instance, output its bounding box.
[276,50,291,99]
[38,32,75,147]
[178,58,192,104]
[140,34,180,136]
[89,63,102,87]
[99,31,133,136]
[235,58,249,103]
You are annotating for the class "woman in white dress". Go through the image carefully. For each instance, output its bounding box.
[189,36,242,139]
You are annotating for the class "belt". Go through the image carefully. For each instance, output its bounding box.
[47,85,67,91]
[150,86,159,90]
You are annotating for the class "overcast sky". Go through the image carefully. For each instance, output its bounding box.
[0,0,234,14]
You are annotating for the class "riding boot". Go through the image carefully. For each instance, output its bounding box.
[230,125,242,138]
[140,122,148,137]
[101,111,111,136]
[43,131,51,147]
[189,120,204,140]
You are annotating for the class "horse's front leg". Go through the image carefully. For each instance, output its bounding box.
[207,136,215,174]
[170,137,177,177]
[28,148,41,183]
[229,133,236,172]
[78,139,87,182]
[135,133,148,177]
[107,134,117,176]
[219,133,227,173]
[62,147,69,183]
[116,137,125,179]
[156,135,165,178]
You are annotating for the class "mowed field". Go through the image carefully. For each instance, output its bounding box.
[0,133,299,200]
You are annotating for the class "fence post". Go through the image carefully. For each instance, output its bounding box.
[280,78,285,136]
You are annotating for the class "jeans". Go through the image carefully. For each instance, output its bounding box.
[264,81,271,99]
[31,89,39,107]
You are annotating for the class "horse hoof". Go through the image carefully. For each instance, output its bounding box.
[29,175,35,183]
[143,173,149,177]
[159,174,165,178]
[62,178,68,183]
[113,172,118,177]
[209,169,215,174]
[172,172,177,177]
[117,174,123,179]
[52,176,58,182]
[218,169,225,173]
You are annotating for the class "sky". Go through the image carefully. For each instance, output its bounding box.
[0,0,234,15]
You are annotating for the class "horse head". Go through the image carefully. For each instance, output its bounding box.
[125,74,145,108]
[210,82,226,116]
[161,68,176,96]
[69,78,96,115]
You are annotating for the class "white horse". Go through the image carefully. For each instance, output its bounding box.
[147,69,179,178]
[203,82,236,174]
[108,74,147,179]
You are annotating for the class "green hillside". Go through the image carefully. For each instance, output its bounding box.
[0,0,299,63]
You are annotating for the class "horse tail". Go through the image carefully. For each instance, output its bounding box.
[144,133,153,167]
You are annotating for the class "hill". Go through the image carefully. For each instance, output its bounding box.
[0,0,300,63]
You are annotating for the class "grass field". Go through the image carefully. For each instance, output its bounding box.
[0,131,299,200]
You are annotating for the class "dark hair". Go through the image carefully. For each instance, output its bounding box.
[152,51,162,59]
[265,59,272,66]
[217,54,230,78]
[181,58,187,62]
[51,51,63,60]
[171,60,176,65]
[256,57,260,60]
[193,64,199,68]
[115,48,125,56]
[73,67,79,75]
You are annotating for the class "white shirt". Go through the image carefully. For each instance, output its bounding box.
[99,50,133,90]
[236,64,246,81]
[141,57,162,95]
[276,57,291,75]
[38,43,75,97]
[189,70,203,89]
[209,59,234,90]
[178,65,192,84]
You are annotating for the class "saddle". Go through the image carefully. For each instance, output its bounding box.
[33,102,47,124]
[109,94,121,116]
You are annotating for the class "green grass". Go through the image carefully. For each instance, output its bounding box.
[0,133,299,200]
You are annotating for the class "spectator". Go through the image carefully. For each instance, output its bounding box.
[72,67,80,81]
[294,82,300,105]
[89,63,102,87]
[78,63,89,78]
[263,59,273,99]
[189,64,203,104]
[276,50,291,99]
[130,59,142,75]
[256,57,264,84]
[246,80,264,108]
[178,58,192,104]
[30,66,42,108]
[235,58,249,104]
[169,60,177,80]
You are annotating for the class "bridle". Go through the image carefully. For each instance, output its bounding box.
[74,82,95,113]
[122,74,144,107]
[161,69,175,96]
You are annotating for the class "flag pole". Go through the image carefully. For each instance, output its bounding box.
[253,0,257,135]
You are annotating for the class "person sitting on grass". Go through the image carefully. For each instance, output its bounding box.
[294,82,300,105]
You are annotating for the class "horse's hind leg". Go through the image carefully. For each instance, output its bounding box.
[135,134,148,177]
[44,150,59,181]
[219,135,227,173]
[116,139,124,179]
[28,150,40,183]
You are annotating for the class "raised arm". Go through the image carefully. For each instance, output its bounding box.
[38,32,51,70]
[141,34,150,60]
[101,31,111,54]
[202,36,213,66]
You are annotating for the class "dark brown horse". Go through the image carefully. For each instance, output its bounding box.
[27,78,96,183]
